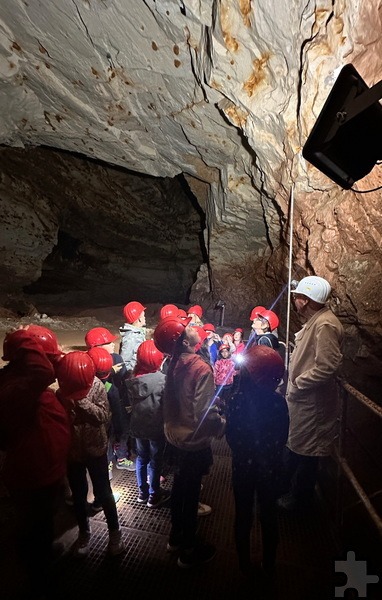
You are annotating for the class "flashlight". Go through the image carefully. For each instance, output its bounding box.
[235,354,245,365]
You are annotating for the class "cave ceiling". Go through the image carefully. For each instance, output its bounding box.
[0,0,382,396]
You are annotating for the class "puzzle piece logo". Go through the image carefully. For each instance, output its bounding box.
[335,551,379,597]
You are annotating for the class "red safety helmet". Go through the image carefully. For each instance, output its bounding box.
[56,351,96,401]
[259,309,279,332]
[123,301,146,324]
[222,332,233,341]
[26,324,62,357]
[187,305,203,319]
[87,347,113,380]
[242,346,284,390]
[85,327,117,348]
[234,328,243,333]
[177,309,188,318]
[249,306,266,321]
[249,307,279,331]
[203,323,216,332]
[192,325,208,352]
[219,344,230,352]
[159,304,179,320]
[2,329,37,362]
[153,316,191,355]
[135,340,164,375]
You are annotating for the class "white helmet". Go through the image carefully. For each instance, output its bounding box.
[292,276,331,304]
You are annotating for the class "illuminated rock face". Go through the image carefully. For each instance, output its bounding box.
[0,147,204,310]
[0,1,381,394]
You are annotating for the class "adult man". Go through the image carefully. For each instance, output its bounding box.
[281,275,344,510]
[155,318,225,568]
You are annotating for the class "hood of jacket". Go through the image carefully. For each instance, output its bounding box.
[125,371,166,440]
[120,323,146,336]
[125,371,166,402]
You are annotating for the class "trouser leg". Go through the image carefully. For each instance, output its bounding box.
[170,461,202,549]
[258,489,279,570]
[231,459,256,570]
[67,461,90,533]
[170,446,212,549]
[11,482,62,595]
[88,454,119,532]
[148,437,165,495]
[286,449,319,504]
[135,438,149,495]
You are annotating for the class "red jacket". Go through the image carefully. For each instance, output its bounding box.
[0,338,70,491]
[214,357,235,386]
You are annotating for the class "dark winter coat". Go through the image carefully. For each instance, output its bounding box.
[104,352,128,436]
[226,373,289,494]
[125,371,166,440]
[247,331,279,350]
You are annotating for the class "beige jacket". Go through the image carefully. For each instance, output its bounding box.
[286,306,344,456]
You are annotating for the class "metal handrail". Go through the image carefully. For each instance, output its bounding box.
[335,378,382,539]
[340,380,382,418]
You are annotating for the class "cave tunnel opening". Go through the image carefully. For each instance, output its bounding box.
[8,147,209,314]
[24,230,85,296]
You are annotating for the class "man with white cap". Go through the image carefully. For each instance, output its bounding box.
[280,275,344,511]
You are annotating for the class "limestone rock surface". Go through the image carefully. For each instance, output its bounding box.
[0,0,381,398]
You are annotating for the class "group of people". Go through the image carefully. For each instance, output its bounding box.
[0,274,344,593]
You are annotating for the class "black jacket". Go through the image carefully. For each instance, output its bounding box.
[226,373,289,489]
[105,352,128,436]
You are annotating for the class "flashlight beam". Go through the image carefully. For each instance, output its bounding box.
[191,361,238,439]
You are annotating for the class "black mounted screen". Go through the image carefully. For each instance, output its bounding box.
[302,64,382,189]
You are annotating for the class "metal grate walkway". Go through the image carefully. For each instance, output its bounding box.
[1,438,357,600]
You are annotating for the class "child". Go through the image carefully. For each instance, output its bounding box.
[249,307,280,349]
[213,344,236,413]
[85,327,135,472]
[125,340,170,508]
[203,323,221,365]
[232,328,245,354]
[187,304,204,326]
[159,320,225,568]
[119,301,146,374]
[232,328,246,369]
[159,304,179,320]
[0,328,70,596]
[119,302,146,469]
[87,346,122,508]
[225,345,289,576]
[221,332,236,353]
[56,351,125,558]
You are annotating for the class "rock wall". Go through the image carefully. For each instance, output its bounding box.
[0,1,381,398]
[0,147,204,310]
